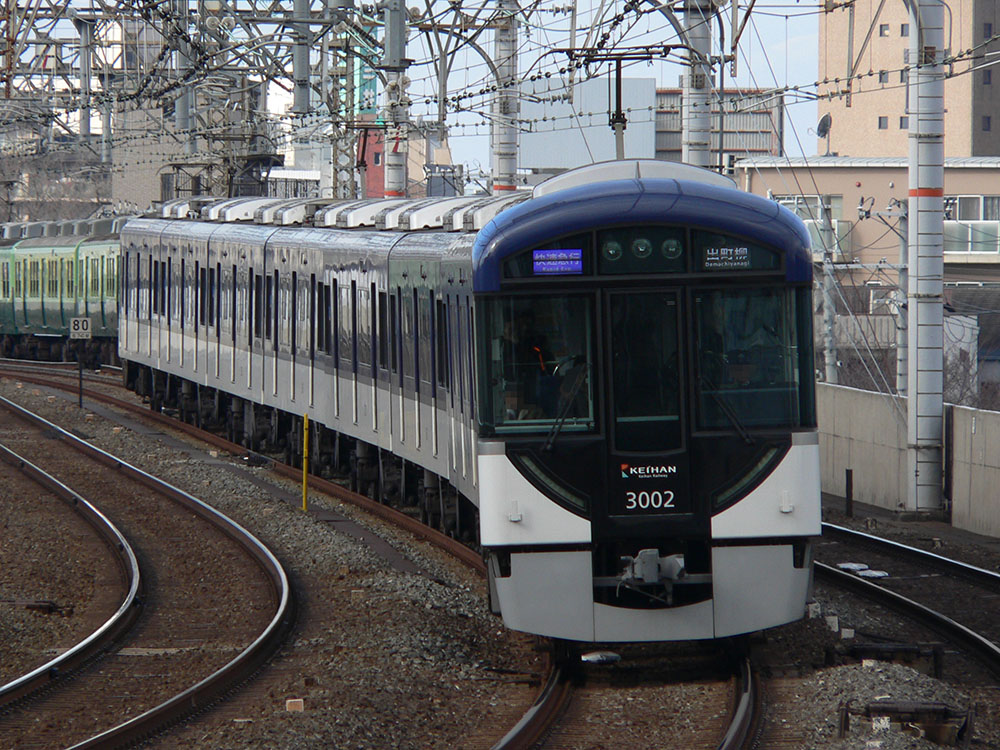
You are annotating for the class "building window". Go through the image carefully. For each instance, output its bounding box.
[986,69,993,85]
[900,70,908,84]
[900,116,909,129]
[900,23,909,37]
[878,116,889,130]
[879,23,890,37]
[986,22,994,39]
[878,71,889,84]
[373,151,382,165]
[984,116,992,132]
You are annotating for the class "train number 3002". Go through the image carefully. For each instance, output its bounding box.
[624,490,676,511]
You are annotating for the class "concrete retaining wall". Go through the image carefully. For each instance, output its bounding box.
[817,383,906,511]
[817,383,1000,537]
[950,406,1000,538]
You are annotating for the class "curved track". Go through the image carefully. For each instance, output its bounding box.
[0,442,141,705]
[817,522,1000,675]
[0,361,765,748]
[0,395,292,748]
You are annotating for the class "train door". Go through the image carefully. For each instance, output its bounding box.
[596,288,703,543]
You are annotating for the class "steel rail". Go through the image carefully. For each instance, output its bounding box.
[0,439,142,707]
[491,657,572,750]
[0,369,571,742]
[0,366,486,573]
[823,521,1000,588]
[718,656,759,750]
[815,561,1000,675]
[0,395,295,749]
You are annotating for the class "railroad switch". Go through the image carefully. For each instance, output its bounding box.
[826,642,944,678]
[838,700,971,747]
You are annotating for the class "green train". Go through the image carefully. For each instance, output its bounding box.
[0,218,128,363]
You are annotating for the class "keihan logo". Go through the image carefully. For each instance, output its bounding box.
[621,464,677,479]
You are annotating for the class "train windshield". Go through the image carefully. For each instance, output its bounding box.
[481,296,595,434]
[609,292,682,452]
[693,287,813,429]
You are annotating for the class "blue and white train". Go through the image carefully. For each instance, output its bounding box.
[119,160,820,642]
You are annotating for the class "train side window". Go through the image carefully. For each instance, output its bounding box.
[338,281,351,369]
[428,292,437,397]
[214,263,221,330]
[2,262,9,298]
[272,270,279,349]
[290,271,298,354]
[390,291,399,375]
[47,259,58,297]
[14,260,21,297]
[412,288,420,393]
[435,296,449,390]
[180,259,185,330]
[323,282,332,355]
[199,266,207,326]
[167,259,173,320]
[330,279,338,365]
[254,273,263,339]
[370,282,377,375]
[456,297,464,413]
[350,280,358,374]
[231,264,237,343]
[103,258,113,302]
[378,291,388,370]
[205,266,213,326]
[310,273,317,360]
[447,296,455,408]
[265,271,273,341]
[467,302,475,415]
[106,255,115,298]
[152,258,159,313]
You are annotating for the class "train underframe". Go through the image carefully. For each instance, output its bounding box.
[122,360,479,545]
[0,333,118,366]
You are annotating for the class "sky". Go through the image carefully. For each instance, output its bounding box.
[402,0,823,178]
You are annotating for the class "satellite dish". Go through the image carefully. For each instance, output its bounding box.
[816,113,832,139]
[817,113,833,156]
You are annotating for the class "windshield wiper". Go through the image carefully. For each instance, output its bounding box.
[543,361,589,452]
[700,375,755,446]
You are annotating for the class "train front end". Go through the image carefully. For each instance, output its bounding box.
[473,162,820,642]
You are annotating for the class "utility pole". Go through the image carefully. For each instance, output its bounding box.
[820,196,838,384]
[682,0,713,168]
[491,0,518,193]
[382,0,409,197]
[895,203,908,396]
[610,59,626,160]
[74,16,93,141]
[906,0,945,514]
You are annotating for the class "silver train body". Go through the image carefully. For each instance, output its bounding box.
[120,161,821,642]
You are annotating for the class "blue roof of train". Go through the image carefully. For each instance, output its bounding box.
[472,177,812,291]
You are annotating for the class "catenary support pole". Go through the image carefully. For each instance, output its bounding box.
[491,0,519,192]
[382,0,409,197]
[906,0,945,513]
[681,0,712,168]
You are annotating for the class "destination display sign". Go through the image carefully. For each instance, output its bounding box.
[695,231,781,272]
[533,248,584,275]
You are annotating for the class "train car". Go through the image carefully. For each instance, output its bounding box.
[0,219,125,363]
[120,160,820,643]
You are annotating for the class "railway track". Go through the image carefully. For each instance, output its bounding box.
[0,440,140,703]
[0,395,292,748]
[502,643,757,750]
[0,362,767,748]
